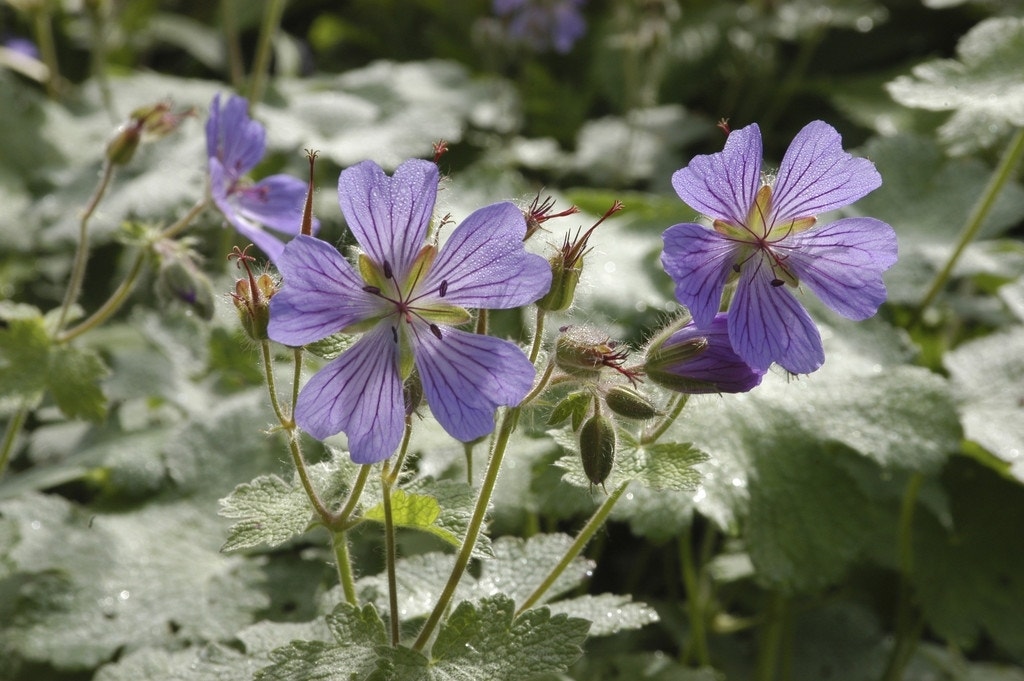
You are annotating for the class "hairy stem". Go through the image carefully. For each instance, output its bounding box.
[881,472,925,681]
[917,127,1024,316]
[31,5,61,98]
[56,162,115,332]
[516,481,629,616]
[642,393,688,445]
[679,524,711,666]
[0,403,30,481]
[333,531,358,606]
[334,464,372,530]
[381,461,401,645]
[221,0,246,90]
[247,0,288,105]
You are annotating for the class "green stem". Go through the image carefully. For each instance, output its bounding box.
[332,531,358,606]
[529,308,546,364]
[463,441,474,484]
[642,393,688,445]
[917,127,1024,316]
[86,0,115,120]
[159,197,211,240]
[334,464,372,530]
[755,592,788,681]
[679,525,711,666]
[246,0,288,105]
[31,5,61,98]
[515,481,629,616]
[0,403,30,481]
[260,340,291,426]
[881,473,925,681]
[381,461,401,645]
[56,161,115,332]
[290,347,303,414]
[221,0,246,90]
[412,405,520,651]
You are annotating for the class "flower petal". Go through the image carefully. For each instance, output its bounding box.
[413,326,535,442]
[268,235,385,346]
[671,123,763,225]
[655,313,765,393]
[293,324,404,464]
[661,223,739,327]
[234,174,318,236]
[779,217,898,320]
[770,120,882,222]
[338,159,438,280]
[205,93,265,180]
[730,253,824,374]
[420,202,552,309]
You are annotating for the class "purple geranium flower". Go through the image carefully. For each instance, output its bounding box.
[646,313,766,394]
[494,0,586,54]
[268,159,552,464]
[206,93,316,262]
[661,121,898,374]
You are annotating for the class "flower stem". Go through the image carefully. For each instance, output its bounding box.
[334,464,372,530]
[221,0,246,90]
[754,592,789,681]
[160,197,211,240]
[917,127,1024,316]
[332,531,358,606]
[56,161,115,332]
[0,403,30,481]
[31,4,61,98]
[413,405,520,651]
[247,0,288,105]
[642,393,688,445]
[381,461,401,645]
[529,308,546,364]
[679,524,711,666]
[515,480,629,616]
[881,472,925,681]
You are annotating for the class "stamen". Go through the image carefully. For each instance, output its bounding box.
[391,326,398,344]
[363,285,381,295]
[383,260,393,280]
[439,280,448,297]
[771,279,785,287]
[429,324,443,340]
[732,264,742,273]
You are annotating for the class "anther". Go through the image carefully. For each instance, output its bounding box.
[363,285,381,294]
[383,260,393,280]
[391,326,398,344]
[439,280,448,297]
[771,278,785,287]
[732,264,742,273]
[429,324,443,341]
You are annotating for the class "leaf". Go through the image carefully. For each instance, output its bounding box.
[47,345,109,421]
[547,390,592,430]
[304,332,357,361]
[944,326,1024,483]
[0,311,50,405]
[255,603,387,681]
[912,457,1024,657]
[554,429,709,493]
[886,17,1024,154]
[543,593,658,637]
[0,492,268,670]
[361,476,493,559]
[375,595,589,681]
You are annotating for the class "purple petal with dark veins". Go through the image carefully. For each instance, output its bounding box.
[770,120,881,223]
[661,223,739,327]
[658,313,765,393]
[779,217,898,320]
[293,324,404,463]
[205,93,265,180]
[729,253,824,374]
[268,235,386,346]
[671,123,763,226]
[420,202,551,309]
[413,325,535,442]
[338,159,438,281]
[234,174,318,235]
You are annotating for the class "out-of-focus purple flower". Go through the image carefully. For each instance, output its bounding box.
[493,0,586,54]
[206,94,316,262]
[2,36,39,60]
[661,121,897,374]
[645,313,765,394]
[268,159,552,464]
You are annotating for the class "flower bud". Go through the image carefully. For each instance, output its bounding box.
[232,272,276,340]
[554,325,640,384]
[604,385,658,420]
[579,413,616,492]
[157,259,215,320]
[644,313,765,394]
[105,122,142,166]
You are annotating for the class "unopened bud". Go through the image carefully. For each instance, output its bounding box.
[579,413,616,492]
[536,255,582,312]
[232,271,277,340]
[105,122,142,166]
[554,325,641,384]
[157,260,215,320]
[604,385,659,420]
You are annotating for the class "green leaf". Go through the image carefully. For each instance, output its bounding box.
[544,593,658,637]
[255,603,387,681]
[944,326,1024,483]
[913,457,1024,657]
[886,17,1024,154]
[554,429,709,493]
[0,310,50,405]
[375,595,589,681]
[47,345,109,421]
[304,332,357,361]
[547,390,592,430]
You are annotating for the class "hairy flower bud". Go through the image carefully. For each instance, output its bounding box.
[229,246,278,340]
[554,325,640,384]
[644,313,764,394]
[579,413,616,491]
[105,101,193,166]
[604,385,659,420]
